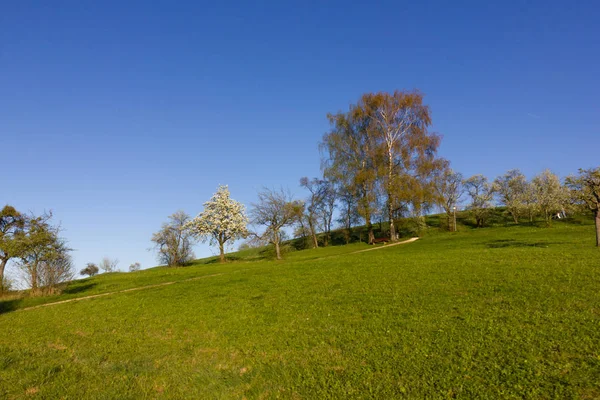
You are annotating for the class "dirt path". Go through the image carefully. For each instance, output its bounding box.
[16,272,227,312]
[350,237,419,253]
[15,237,420,313]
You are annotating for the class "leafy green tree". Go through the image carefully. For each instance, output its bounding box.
[80,262,99,277]
[0,205,26,292]
[185,185,249,263]
[566,167,600,246]
[17,212,73,295]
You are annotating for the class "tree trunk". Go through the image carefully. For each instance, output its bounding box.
[219,240,225,263]
[308,216,319,249]
[274,241,282,260]
[367,222,375,244]
[0,258,7,292]
[595,210,600,247]
[387,146,396,241]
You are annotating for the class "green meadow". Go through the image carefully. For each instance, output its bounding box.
[1,219,599,399]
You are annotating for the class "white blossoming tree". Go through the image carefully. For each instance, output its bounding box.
[185,185,249,263]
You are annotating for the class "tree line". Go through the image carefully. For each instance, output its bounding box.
[3,90,599,294]
[151,91,599,267]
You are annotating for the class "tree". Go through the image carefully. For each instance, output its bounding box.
[128,262,141,272]
[185,185,249,263]
[359,91,443,241]
[336,186,361,244]
[151,211,195,267]
[532,169,567,226]
[299,177,326,248]
[464,175,494,228]
[80,262,99,277]
[318,180,336,246]
[566,167,600,246]
[0,205,26,292]
[493,169,529,224]
[250,188,298,260]
[322,106,379,244]
[99,257,119,273]
[433,168,463,231]
[17,212,73,295]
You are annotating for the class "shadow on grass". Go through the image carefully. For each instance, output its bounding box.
[486,239,564,249]
[0,298,23,315]
[62,283,97,295]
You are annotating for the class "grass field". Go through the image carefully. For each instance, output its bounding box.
[1,219,599,398]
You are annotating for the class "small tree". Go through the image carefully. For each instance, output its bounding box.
[566,167,600,246]
[464,175,494,228]
[185,185,249,263]
[433,168,463,231]
[99,257,119,273]
[532,169,567,226]
[493,169,529,224]
[0,205,27,293]
[151,211,195,267]
[80,262,99,277]
[129,262,141,272]
[17,212,73,295]
[250,188,298,260]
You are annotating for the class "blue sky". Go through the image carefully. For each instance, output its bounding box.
[2,1,598,276]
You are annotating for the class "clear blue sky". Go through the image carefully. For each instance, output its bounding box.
[2,1,598,276]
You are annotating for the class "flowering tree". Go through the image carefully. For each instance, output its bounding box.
[186,185,249,263]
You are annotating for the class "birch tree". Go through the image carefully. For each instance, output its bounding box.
[361,91,442,241]
[185,185,249,263]
[566,167,600,246]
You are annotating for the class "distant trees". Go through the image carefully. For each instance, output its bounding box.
[566,167,600,246]
[99,257,119,273]
[464,175,495,228]
[151,211,195,267]
[129,262,141,272]
[80,262,99,277]
[185,185,249,263]
[250,188,298,260]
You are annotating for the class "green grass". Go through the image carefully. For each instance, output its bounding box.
[1,220,599,398]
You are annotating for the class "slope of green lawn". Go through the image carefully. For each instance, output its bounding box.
[1,221,599,398]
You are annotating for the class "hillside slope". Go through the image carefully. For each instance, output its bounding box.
[1,222,599,398]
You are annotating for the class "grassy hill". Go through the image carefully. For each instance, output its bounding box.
[1,218,599,398]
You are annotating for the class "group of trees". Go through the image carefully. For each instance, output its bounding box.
[151,92,600,265]
[0,206,73,295]
[320,90,445,244]
[436,168,599,239]
[79,257,126,277]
